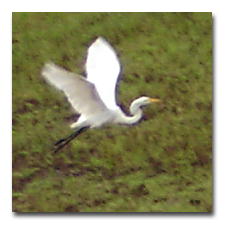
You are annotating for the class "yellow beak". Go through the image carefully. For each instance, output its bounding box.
[149,98,161,103]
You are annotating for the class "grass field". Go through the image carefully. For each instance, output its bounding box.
[12,12,212,212]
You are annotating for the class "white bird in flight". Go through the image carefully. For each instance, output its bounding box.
[42,37,160,153]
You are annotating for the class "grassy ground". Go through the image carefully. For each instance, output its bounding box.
[12,12,212,212]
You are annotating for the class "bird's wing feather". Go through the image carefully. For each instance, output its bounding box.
[85,37,121,109]
[42,62,108,118]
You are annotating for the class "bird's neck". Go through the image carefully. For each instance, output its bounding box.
[117,102,143,125]
[125,108,143,125]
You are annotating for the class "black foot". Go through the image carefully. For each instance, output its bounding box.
[52,127,89,154]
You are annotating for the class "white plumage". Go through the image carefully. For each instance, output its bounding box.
[41,37,160,152]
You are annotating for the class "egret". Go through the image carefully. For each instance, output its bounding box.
[42,37,160,153]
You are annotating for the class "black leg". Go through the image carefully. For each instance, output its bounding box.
[53,127,89,154]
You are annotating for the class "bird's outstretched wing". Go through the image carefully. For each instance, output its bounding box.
[42,62,108,118]
[85,37,121,109]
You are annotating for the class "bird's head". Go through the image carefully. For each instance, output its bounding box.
[130,96,160,115]
[136,96,161,106]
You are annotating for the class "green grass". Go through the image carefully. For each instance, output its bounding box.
[12,12,212,212]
